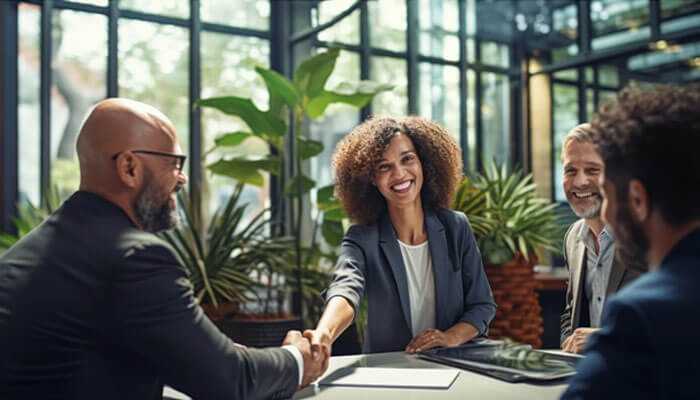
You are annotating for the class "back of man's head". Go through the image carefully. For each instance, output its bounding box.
[591,84,700,226]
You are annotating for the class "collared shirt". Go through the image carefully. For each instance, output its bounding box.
[579,224,615,327]
[397,239,437,336]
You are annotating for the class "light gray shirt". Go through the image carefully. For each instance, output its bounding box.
[580,225,615,327]
[398,239,437,337]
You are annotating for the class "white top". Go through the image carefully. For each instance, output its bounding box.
[397,240,436,337]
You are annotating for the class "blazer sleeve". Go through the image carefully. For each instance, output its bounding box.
[561,225,576,345]
[107,243,299,400]
[323,226,367,317]
[561,296,656,400]
[457,216,497,335]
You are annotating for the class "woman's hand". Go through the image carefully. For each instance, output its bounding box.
[303,328,332,371]
[405,328,457,353]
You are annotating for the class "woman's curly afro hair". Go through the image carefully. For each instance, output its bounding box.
[332,116,463,225]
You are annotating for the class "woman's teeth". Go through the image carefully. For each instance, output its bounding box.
[392,181,411,191]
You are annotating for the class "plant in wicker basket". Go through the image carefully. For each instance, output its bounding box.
[453,163,560,347]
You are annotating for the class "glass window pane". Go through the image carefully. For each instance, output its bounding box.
[201,33,270,217]
[660,0,700,34]
[662,0,700,19]
[598,65,619,87]
[368,0,406,52]
[18,4,41,206]
[51,10,107,200]
[466,69,477,172]
[419,0,459,61]
[201,0,270,31]
[552,83,579,202]
[318,0,359,45]
[119,21,189,160]
[587,89,595,120]
[419,63,460,143]
[120,0,189,18]
[550,4,579,62]
[591,0,650,49]
[71,0,108,6]
[371,57,407,116]
[553,69,578,81]
[599,89,618,107]
[585,66,595,84]
[481,72,510,169]
[466,0,476,62]
[310,50,361,190]
[480,41,509,68]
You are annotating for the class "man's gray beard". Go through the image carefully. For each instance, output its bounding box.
[571,197,602,219]
[134,184,180,233]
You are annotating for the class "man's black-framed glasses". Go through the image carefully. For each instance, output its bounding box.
[112,150,187,173]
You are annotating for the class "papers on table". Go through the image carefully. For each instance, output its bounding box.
[318,367,459,389]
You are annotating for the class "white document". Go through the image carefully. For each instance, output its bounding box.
[318,367,459,389]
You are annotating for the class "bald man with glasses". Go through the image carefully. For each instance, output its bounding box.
[0,99,326,399]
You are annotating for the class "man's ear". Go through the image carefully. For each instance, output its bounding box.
[114,152,141,189]
[628,179,650,223]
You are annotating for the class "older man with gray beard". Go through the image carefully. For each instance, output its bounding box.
[559,123,643,354]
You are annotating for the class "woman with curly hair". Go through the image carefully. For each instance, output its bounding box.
[304,116,496,357]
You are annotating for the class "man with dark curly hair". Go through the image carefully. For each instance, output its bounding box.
[302,116,496,358]
[562,84,700,399]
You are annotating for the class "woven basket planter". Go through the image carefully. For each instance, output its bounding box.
[485,255,543,348]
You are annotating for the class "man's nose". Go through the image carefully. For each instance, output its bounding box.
[573,171,590,187]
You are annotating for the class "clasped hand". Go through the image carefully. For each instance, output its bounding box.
[282,330,330,388]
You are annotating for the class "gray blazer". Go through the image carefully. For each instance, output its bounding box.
[325,208,496,353]
[560,219,642,344]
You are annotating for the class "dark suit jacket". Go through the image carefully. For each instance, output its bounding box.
[560,219,642,344]
[0,191,297,400]
[325,208,496,353]
[562,228,700,400]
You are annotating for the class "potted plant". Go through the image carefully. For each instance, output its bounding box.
[196,48,391,334]
[1,187,62,254]
[161,184,297,347]
[453,163,561,348]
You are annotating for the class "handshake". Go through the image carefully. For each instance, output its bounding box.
[282,329,333,388]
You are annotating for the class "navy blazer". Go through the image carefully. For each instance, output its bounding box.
[0,191,298,400]
[562,228,700,400]
[325,208,496,353]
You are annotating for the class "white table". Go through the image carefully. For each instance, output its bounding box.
[164,351,569,400]
[293,351,568,399]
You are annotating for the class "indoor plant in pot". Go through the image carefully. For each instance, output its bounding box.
[161,184,296,347]
[453,163,561,347]
[196,47,391,334]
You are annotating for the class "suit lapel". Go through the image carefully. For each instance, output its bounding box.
[570,223,587,328]
[606,252,626,295]
[378,213,412,332]
[425,210,450,330]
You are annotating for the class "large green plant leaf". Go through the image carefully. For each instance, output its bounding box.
[208,156,280,187]
[196,96,286,137]
[293,48,340,99]
[297,137,324,160]
[321,217,344,247]
[306,82,393,119]
[285,174,316,197]
[214,131,254,147]
[255,66,300,109]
